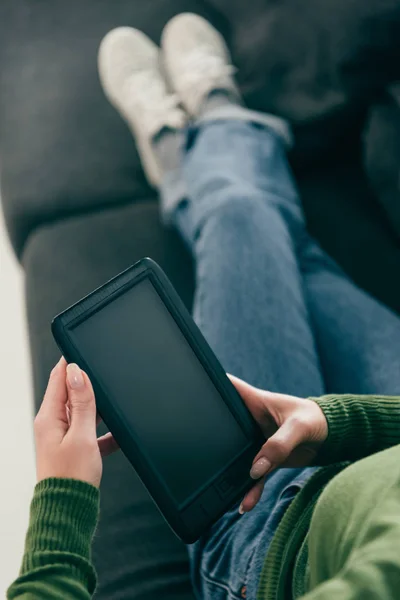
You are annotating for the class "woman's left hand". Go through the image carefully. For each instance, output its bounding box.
[34,358,119,488]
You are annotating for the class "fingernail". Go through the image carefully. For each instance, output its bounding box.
[250,457,271,480]
[239,502,245,515]
[67,364,84,389]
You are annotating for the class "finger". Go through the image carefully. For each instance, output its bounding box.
[230,374,296,403]
[251,418,309,477]
[69,393,104,427]
[228,374,261,398]
[66,364,97,436]
[228,374,267,421]
[97,432,120,457]
[39,358,69,428]
[239,477,266,513]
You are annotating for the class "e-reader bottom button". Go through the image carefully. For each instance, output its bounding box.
[200,486,223,514]
[215,476,235,499]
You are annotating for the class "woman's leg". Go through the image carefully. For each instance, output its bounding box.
[166,120,324,397]
[160,115,321,600]
[157,15,324,599]
[158,112,325,600]
[167,115,400,399]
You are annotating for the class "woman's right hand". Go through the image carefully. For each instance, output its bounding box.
[229,375,328,513]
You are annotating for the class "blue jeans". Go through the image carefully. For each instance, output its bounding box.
[161,118,400,599]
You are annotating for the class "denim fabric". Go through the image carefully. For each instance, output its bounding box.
[161,117,400,599]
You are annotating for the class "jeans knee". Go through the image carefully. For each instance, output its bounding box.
[201,189,266,233]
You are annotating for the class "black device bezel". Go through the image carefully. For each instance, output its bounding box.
[52,258,264,543]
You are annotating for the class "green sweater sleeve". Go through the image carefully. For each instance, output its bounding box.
[312,395,400,464]
[7,478,99,600]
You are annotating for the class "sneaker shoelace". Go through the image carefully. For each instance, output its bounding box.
[177,46,236,92]
[126,71,183,127]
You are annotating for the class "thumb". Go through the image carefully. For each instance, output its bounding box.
[250,418,307,478]
[228,374,267,421]
[66,364,97,436]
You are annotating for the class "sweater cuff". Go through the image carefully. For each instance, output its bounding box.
[21,478,99,575]
[311,394,400,464]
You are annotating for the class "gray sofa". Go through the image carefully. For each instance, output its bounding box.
[1,1,400,598]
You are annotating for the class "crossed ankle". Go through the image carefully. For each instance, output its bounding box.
[199,89,243,118]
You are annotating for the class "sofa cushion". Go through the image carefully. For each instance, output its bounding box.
[0,0,225,256]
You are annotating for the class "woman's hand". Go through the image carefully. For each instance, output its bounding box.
[34,358,119,488]
[229,375,328,513]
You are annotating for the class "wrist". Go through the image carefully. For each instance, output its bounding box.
[22,477,99,571]
[310,400,329,443]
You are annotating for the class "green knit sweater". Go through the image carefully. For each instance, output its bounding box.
[7,395,400,600]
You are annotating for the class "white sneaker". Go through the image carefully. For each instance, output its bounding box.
[161,13,240,117]
[98,27,187,187]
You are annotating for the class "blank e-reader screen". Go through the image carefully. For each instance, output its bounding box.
[69,278,248,507]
